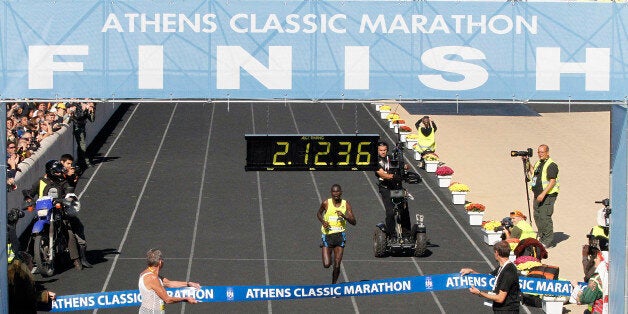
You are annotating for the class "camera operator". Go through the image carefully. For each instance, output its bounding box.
[503,210,536,242]
[524,144,559,248]
[68,100,95,170]
[375,141,411,240]
[22,160,91,270]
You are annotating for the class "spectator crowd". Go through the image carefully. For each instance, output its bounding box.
[5,100,95,191]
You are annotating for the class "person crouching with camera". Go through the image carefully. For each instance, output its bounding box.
[503,210,536,242]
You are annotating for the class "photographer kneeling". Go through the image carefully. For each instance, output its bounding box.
[503,210,536,242]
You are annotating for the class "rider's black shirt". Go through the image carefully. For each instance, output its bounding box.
[376,155,402,190]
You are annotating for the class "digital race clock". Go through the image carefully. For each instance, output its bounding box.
[245,134,380,171]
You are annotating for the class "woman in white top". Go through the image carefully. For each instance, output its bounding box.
[138,249,200,313]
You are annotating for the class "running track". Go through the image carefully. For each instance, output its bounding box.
[39,102,544,313]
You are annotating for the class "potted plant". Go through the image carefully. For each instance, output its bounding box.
[448,182,470,204]
[379,105,391,118]
[398,125,412,141]
[422,153,440,172]
[436,166,454,187]
[385,113,400,123]
[481,220,503,245]
[464,203,485,226]
[391,119,405,129]
[406,134,420,153]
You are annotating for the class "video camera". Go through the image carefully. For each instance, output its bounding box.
[511,148,533,158]
[389,141,421,185]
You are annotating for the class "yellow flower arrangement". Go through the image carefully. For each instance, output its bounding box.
[406,134,420,140]
[386,113,400,121]
[379,105,391,111]
[448,182,470,192]
[482,220,501,232]
[422,152,439,161]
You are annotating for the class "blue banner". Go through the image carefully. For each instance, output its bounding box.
[1,1,626,100]
[50,273,582,312]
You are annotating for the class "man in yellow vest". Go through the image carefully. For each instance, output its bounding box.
[504,210,536,241]
[317,184,356,284]
[414,116,437,168]
[526,144,559,248]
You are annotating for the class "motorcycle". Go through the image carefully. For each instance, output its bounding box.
[373,141,428,257]
[28,188,81,277]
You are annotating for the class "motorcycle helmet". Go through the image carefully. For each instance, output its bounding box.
[45,159,66,180]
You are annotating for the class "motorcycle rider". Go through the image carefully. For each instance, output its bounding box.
[23,160,92,270]
[375,141,412,241]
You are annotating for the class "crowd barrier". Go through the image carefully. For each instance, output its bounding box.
[9,102,123,237]
[50,273,582,312]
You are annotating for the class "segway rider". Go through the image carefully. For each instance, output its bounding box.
[375,141,411,240]
[317,184,356,284]
[22,160,91,270]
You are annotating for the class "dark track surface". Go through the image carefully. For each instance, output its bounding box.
[38,102,544,313]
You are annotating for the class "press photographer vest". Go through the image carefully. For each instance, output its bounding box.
[530,157,559,194]
[515,220,536,241]
[321,199,347,235]
[416,128,436,153]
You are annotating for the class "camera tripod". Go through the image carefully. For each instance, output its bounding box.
[520,157,534,226]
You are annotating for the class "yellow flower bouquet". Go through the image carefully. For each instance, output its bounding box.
[379,105,391,112]
[422,152,439,161]
[448,182,470,192]
[482,220,502,232]
[386,113,400,121]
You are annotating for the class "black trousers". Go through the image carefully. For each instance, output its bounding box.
[379,186,411,236]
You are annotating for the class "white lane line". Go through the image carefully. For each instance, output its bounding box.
[251,103,273,314]
[180,103,216,313]
[114,257,489,263]
[78,103,140,200]
[362,104,532,314]
[94,104,179,313]
[293,104,360,313]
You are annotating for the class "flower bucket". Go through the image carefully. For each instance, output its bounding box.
[482,229,502,245]
[467,211,484,226]
[406,140,418,150]
[414,151,422,160]
[542,296,564,314]
[380,110,391,119]
[425,161,438,173]
[437,175,452,187]
[399,132,410,142]
[452,191,467,205]
[393,124,399,132]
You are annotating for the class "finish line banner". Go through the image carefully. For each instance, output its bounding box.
[50,273,579,312]
[1,1,627,100]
